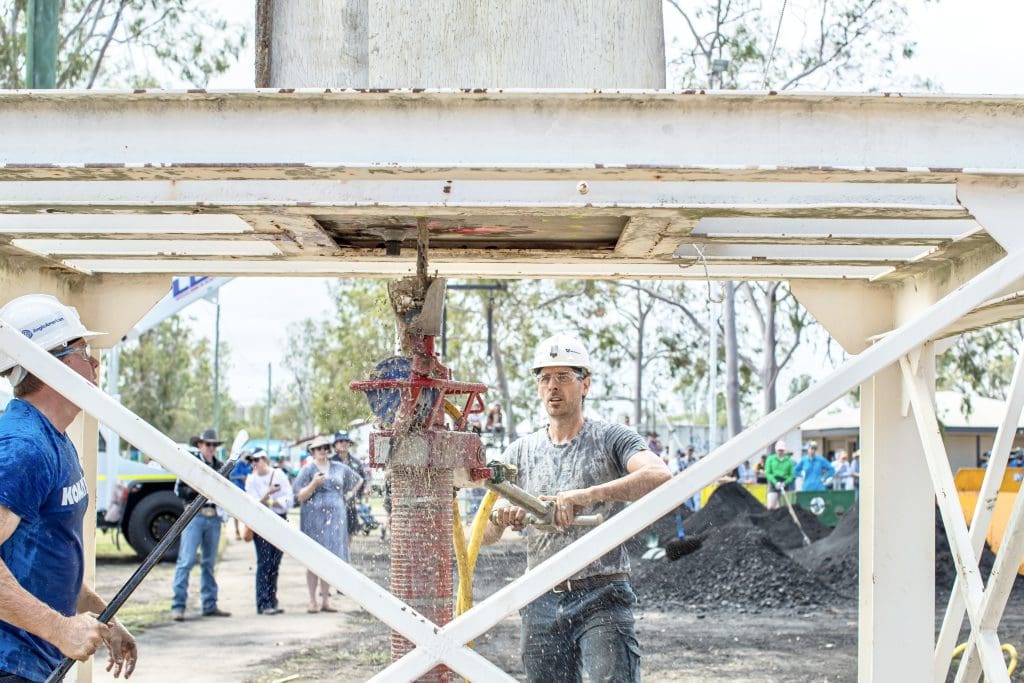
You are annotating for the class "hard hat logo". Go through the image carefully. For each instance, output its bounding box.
[0,294,104,385]
[532,333,593,375]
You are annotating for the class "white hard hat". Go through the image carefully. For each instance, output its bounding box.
[0,294,104,386]
[774,439,788,452]
[532,333,592,374]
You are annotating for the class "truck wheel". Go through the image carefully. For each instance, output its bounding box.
[126,490,184,561]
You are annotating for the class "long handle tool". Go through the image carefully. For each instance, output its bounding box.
[778,485,812,546]
[46,430,248,683]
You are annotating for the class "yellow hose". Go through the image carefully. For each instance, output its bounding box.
[951,641,1017,675]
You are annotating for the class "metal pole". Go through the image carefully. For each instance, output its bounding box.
[213,291,220,434]
[25,0,59,88]
[265,363,272,442]
[707,292,718,450]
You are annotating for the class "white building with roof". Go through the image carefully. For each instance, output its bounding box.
[802,392,1024,471]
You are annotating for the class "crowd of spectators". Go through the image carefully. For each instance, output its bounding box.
[645,433,861,512]
[171,427,380,620]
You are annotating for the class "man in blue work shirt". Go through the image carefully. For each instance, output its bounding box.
[794,441,835,492]
[0,294,137,681]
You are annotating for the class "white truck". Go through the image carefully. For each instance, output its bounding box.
[96,424,187,559]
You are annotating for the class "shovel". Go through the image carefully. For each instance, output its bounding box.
[778,485,812,546]
[664,508,703,561]
[46,430,249,683]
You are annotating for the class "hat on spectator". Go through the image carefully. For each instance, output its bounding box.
[333,430,354,444]
[196,429,224,446]
[308,434,333,451]
[774,439,788,452]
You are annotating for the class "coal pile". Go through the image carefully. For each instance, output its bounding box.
[790,501,858,591]
[631,484,831,609]
[633,522,829,609]
[750,506,831,550]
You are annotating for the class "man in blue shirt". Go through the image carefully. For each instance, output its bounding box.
[0,294,137,681]
[794,441,835,492]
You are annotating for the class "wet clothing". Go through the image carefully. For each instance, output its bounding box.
[0,400,88,682]
[795,454,835,492]
[295,462,360,561]
[521,580,641,683]
[501,419,646,580]
[501,418,647,683]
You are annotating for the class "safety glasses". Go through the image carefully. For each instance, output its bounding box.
[53,342,92,362]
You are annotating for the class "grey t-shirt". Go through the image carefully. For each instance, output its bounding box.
[500,418,647,580]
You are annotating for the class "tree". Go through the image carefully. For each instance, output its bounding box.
[1,0,245,89]
[662,0,930,436]
[282,279,396,434]
[117,316,239,443]
[937,321,1024,414]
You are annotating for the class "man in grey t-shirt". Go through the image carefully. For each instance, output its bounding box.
[482,333,671,683]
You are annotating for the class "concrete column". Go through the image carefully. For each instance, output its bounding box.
[257,0,665,89]
[792,280,936,681]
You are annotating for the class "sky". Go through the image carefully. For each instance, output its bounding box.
[160,0,1024,408]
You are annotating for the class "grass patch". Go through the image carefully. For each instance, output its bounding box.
[95,530,138,561]
[114,600,172,635]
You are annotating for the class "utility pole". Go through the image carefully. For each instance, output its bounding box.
[212,290,221,434]
[26,0,59,88]
[707,289,719,451]
[265,363,272,443]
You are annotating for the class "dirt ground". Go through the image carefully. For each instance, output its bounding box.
[88,523,1019,682]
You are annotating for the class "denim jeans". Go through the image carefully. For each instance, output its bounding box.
[254,519,284,612]
[171,513,221,612]
[520,580,642,683]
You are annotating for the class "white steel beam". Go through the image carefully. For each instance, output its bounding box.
[2,91,1024,181]
[373,250,1024,681]
[958,180,1024,253]
[934,348,1024,680]
[957,460,1024,681]
[0,323,514,683]
[672,243,933,262]
[11,239,281,257]
[899,355,1010,682]
[0,213,252,233]
[0,180,964,215]
[693,217,977,240]
[59,258,893,280]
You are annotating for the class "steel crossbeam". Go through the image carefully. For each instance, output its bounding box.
[370,250,1024,681]
[956,434,1024,680]
[0,322,514,683]
[933,349,1024,680]
[899,355,1010,681]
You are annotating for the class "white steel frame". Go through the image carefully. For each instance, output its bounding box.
[4,245,1024,681]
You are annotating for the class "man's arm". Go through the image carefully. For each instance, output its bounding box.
[543,449,671,528]
[0,505,110,663]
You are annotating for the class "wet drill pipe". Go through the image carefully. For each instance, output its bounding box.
[46,458,238,683]
[484,480,603,528]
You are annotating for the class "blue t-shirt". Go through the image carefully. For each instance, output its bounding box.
[0,399,88,682]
